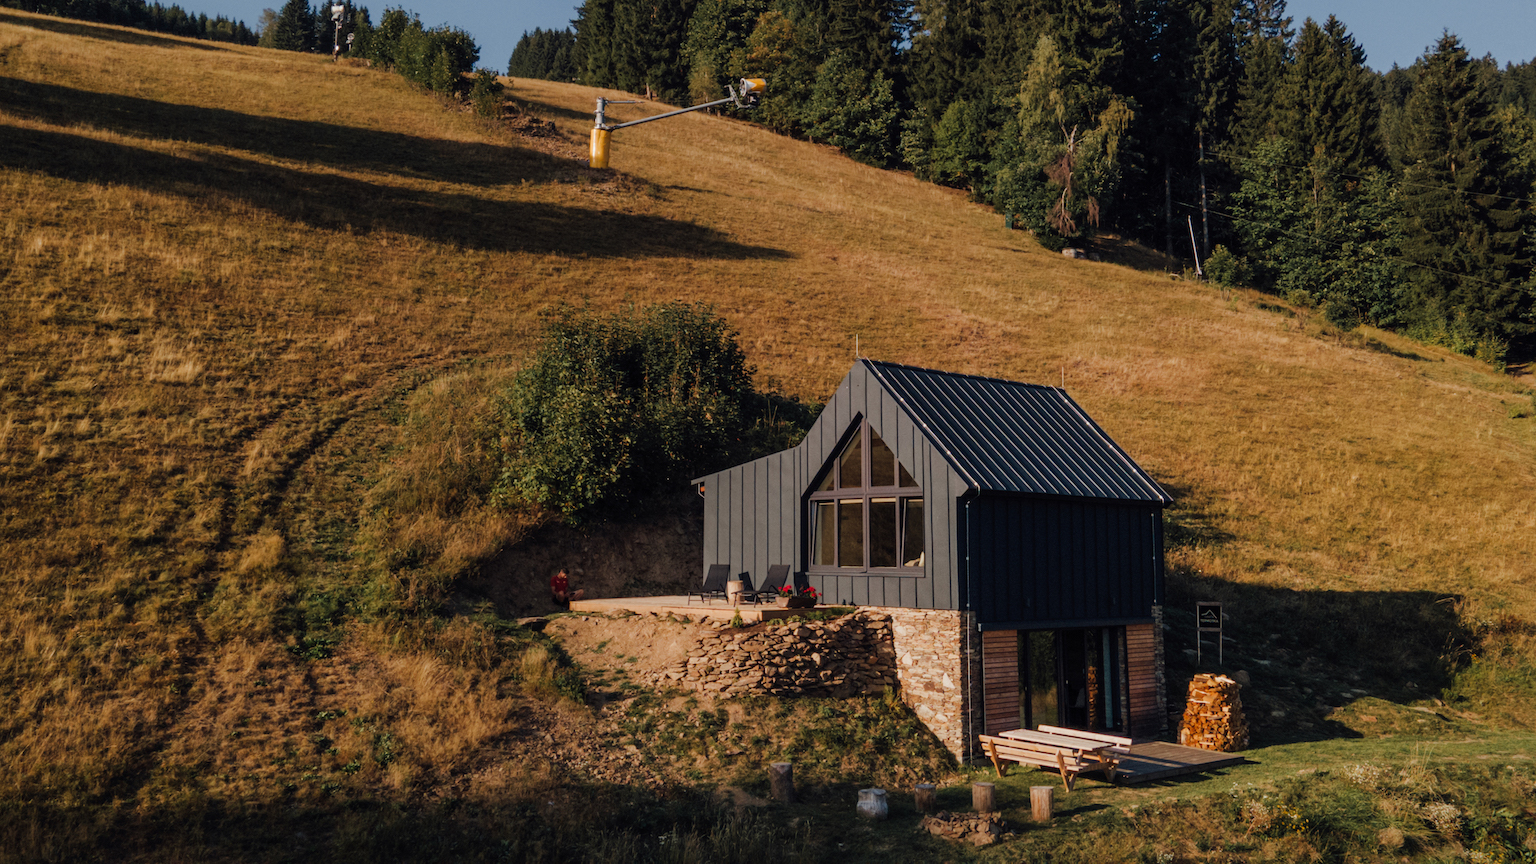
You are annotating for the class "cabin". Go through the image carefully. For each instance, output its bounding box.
[693,359,1171,760]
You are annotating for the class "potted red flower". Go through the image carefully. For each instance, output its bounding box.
[787,586,819,609]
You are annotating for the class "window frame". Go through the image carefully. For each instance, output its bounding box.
[807,419,925,576]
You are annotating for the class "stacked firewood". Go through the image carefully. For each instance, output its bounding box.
[1177,673,1250,752]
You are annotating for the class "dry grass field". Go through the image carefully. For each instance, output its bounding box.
[3,7,1536,860]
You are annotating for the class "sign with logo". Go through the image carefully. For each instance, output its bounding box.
[1196,601,1223,664]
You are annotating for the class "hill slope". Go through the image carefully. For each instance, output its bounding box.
[3,7,1536,860]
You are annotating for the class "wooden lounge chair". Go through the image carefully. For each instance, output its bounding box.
[977,727,1131,792]
[688,564,730,604]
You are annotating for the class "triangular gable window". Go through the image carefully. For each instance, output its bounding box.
[809,421,924,573]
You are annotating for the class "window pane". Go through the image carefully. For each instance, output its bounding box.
[838,431,863,488]
[901,497,925,567]
[813,501,835,566]
[869,498,897,567]
[869,428,895,487]
[898,459,918,488]
[838,499,863,567]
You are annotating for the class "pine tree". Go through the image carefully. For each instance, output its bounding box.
[574,0,617,86]
[269,0,313,51]
[1279,16,1378,177]
[1229,0,1291,157]
[1398,34,1532,346]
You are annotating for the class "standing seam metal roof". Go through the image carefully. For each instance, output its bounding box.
[862,359,1171,504]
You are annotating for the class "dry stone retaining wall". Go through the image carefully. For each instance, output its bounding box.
[649,610,899,697]
[639,606,979,763]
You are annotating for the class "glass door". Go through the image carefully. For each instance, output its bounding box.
[1021,628,1122,733]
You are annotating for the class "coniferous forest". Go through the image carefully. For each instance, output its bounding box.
[3,0,257,43]
[511,0,1536,362]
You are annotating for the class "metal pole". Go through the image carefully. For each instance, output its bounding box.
[605,94,737,130]
[1187,216,1203,278]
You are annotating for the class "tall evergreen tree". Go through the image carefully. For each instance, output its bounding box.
[1229,0,1291,157]
[1398,34,1532,346]
[268,0,313,51]
[1279,16,1379,178]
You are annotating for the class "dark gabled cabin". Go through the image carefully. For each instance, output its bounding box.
[694,359,1173,742]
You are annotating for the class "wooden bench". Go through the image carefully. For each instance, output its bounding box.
[977,727,1132,792]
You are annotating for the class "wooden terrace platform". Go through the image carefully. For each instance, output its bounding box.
[568,595,803,623]
[1110,741,1247,784]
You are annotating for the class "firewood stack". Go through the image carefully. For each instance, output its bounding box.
[1177,673,1249,752]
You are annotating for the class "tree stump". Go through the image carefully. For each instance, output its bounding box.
[1030,786,1054,823]
[856,788,888,820]
[769,762,795,803]
[971,781,996,813]
[914,783,937,814]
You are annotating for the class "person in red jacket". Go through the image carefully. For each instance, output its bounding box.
[550,568,585,606]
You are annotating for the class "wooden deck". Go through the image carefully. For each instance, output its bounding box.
[1111,741,1247,784]
[567,595,802,623]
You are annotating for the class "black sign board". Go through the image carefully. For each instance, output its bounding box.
[1196,601,1223,664]
[1197,602,1222,631]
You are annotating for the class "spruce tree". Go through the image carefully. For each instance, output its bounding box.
[269,0,313,51]
[1279,16,1378,178]
[1229,0,1291,157]
[1398,34,1532,345]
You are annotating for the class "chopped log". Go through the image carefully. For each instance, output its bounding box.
[1176,673,1249,752]
[769,762,795,803]
[1030,786,1054,823]
[972,781,997,813]
[915,783,937,814]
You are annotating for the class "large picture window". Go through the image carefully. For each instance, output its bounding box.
[808,421,924,573]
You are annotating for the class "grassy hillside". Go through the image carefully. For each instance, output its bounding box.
[3,7,1536,861]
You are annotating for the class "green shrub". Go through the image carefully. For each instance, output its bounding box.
[494,302,814,521]
[469,69,503,117]
[1204,244,1250,288]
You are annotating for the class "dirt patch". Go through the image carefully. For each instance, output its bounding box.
[545,612,709,681]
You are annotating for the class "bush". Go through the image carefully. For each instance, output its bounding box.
[494,303,814,521]
[1204,244,1250,288]
[469,69,502,117]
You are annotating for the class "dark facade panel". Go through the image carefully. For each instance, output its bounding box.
[967,496,1164,627]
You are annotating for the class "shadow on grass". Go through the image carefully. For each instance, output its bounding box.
[0,122,792,260]
[1,77,570,187]
[1163,570,1470,747]
[0,9,230,51]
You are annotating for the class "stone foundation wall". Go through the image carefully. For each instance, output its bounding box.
[650,611,899,697]
[884,608,976,764]
[643,606,979,764]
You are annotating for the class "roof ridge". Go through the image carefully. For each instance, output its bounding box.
[861,358,1060,393]
[862,359,980,493]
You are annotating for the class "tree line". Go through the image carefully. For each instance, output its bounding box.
[4,0,257,43]
[258,0,481,97]
[512,0,1536,362]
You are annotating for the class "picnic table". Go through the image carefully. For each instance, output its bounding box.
[976,725,1133,792]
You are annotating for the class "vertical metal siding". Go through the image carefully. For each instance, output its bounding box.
[969,496,1161,626]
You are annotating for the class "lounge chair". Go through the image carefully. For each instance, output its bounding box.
[755,564,790,603]
[688,564,730,604]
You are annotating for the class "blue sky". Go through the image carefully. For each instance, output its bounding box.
[183,1,1533,80]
